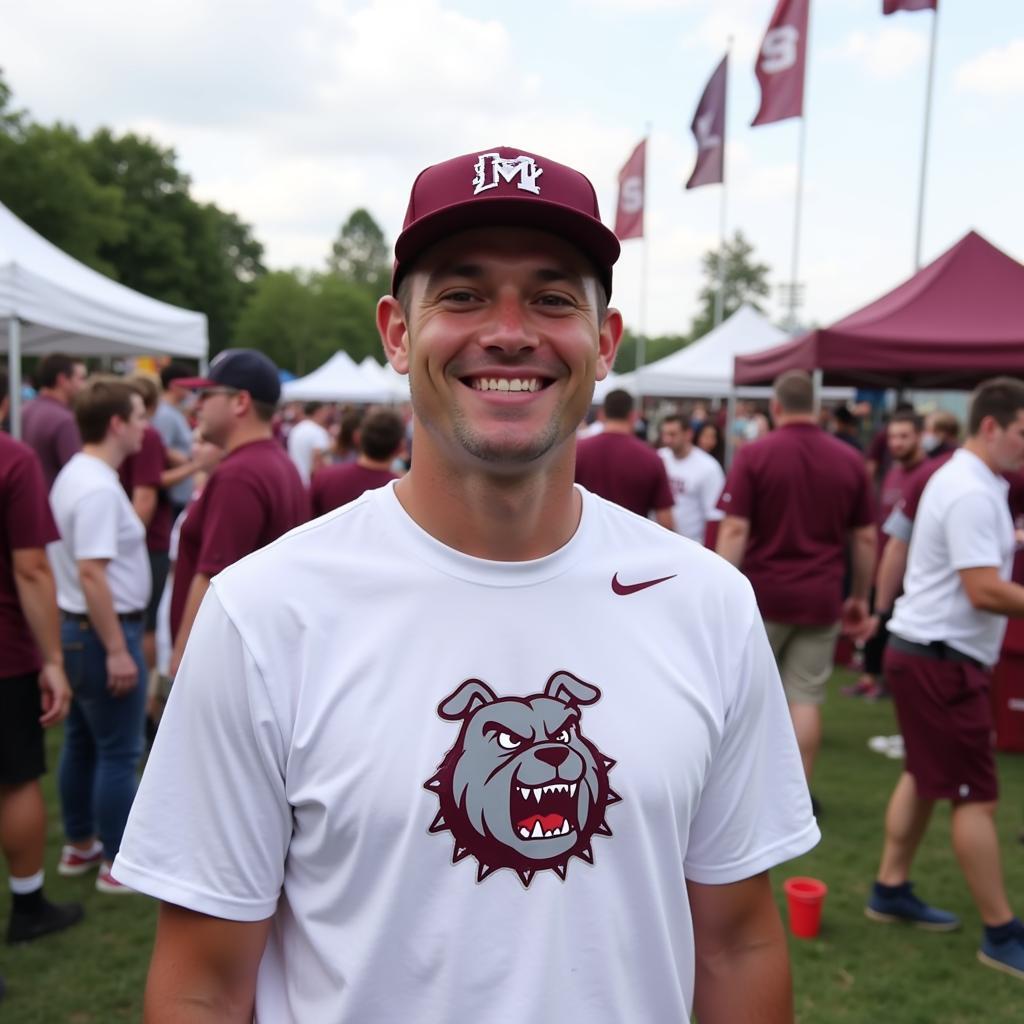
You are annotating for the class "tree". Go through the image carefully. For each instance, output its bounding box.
[327,208,389,295]
[612,330,690,374]
[234,271,319,374]
[689,230,771,340]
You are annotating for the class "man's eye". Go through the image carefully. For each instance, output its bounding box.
[537,294,573,307]
[441,289,478,303]
[497,731,522,750]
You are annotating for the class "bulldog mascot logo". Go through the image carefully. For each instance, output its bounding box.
[424,670,620,887]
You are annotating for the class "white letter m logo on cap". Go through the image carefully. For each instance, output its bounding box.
[472,153,543,196]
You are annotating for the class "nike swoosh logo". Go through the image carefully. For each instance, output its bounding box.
[611,572,677,596]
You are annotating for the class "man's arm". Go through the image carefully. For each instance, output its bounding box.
[959,567,1024,617]
[716,515,750,568]
[654,506,675,531]
[841,523,877,641]
[78,558,138,695]
[145,904,271,1024]
[169,573,211,678]
[688,872,793,1024]
[13,547,71,725]
[875,535,909,614]
[133,485,158,527]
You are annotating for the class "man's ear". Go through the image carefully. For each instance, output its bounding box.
[595,307,624,382]
[378,296,411,376]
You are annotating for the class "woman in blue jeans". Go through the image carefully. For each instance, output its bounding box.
[47,378,151,893]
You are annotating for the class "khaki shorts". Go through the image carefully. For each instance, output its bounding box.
[764,620,841,706]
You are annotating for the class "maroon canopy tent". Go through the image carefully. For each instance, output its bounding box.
[734,231,1024,389]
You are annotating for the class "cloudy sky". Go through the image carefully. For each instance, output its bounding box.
[4,0,1023,337]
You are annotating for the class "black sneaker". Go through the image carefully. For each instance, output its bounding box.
[6,898,84,944]
[865,882,960,932]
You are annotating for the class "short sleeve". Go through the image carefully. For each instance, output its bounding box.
[112,586,290,919]
[883,506,913,544]
[196,475,265,576]
[72,490,121,561]
[684,613,820,884]
[717,449,754,519]
[651,459,674,512]
[946,492,1007,570]
[5,451,59,550]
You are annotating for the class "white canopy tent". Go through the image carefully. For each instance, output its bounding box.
[0,199,208,436]
[281,351,408,404]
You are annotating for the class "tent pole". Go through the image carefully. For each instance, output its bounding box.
[914,6,940,271]
[812,367,823,417]
[714,38,732,329]
[636,123,652,373]
[8,319,22,440]
[725,390,737,469]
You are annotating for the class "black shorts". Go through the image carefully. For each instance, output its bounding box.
[146,550,171,632]
[0,672,46,785]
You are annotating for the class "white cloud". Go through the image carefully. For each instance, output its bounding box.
[829,27,928,78]
[956,39,1024,98]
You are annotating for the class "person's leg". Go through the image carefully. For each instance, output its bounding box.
[0,782,46,878]
[951,801,1013,926]
[57,621,101,851]
[780,623,839,783]
[877,771,935,884]
[91,620,148,867]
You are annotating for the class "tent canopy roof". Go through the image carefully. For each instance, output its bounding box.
[734,231,1024,388]
[281,351,408,404]
[0,200,207,359]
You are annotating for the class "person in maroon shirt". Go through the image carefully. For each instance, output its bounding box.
[0,372,82,946]
[311,407,404,517]
[574,389,674,528]
[169,350,309,676]
[20,353,87,488]
[717,371,876,789]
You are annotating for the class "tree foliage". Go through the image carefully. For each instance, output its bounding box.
[327,208,389,294]
[612,329,691,374]
[0,72,264,353]
[690,230,772,339]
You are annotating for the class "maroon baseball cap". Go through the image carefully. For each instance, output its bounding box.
[174,348,281,405]
[392,146,620,300]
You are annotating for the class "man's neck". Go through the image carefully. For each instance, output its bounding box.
[601,419,633,435]
[963,438,1001,476]
[356,454,393,472]
[224,421,273,454]
[394,429,580,561]
[671,442,693,459]
[82,440,125,471]
[776,413,816,428]
[896,450,925,471]
[38,387,67,407]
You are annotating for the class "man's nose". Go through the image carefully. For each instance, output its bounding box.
[478,292,539,352]
[536,747,569,767]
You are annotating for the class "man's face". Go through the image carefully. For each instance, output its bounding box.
[660,421,691,457]
[887,421,921,465]
[381,228,621,472]
[115,393,148,456]
[60,363,88,400]
[989,410,1024,472]
[195,387,240,448]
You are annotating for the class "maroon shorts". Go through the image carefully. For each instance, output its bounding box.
[884,647,998,803]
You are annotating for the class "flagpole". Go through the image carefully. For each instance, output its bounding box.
[714,41,732,328]
[787,115,807,331]
[914,4,939,270]
[636,123,651,373]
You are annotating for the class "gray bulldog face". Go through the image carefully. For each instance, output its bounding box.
[424,671,620,887]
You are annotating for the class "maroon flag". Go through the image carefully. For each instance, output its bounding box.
[883,0,937,13]
[751,0,809,127]
[686,54,728,190]
[614,140,646,241]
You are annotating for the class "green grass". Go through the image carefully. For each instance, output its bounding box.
[1,668,1022,1021]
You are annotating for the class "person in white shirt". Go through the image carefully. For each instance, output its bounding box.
[658,413,725,543]
[115,146,817,1023]
[49,378,150,895]
[868,377,1024,980]
[286,402,332,485]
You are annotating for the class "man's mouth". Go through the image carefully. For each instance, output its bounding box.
[467,376,550,394]
[512,781,579,840]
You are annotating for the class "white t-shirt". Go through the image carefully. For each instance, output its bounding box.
[114,483,818,1023]
[658,446,726,541]
[48,453,151,614]
[890,449,1015,666]
[287,418,331,486]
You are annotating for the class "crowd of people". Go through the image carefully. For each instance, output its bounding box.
[2,143,1023,1018]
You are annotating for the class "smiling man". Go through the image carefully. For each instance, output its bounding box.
[114,147,817,1023]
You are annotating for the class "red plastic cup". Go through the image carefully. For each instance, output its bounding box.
[783,877,828,938]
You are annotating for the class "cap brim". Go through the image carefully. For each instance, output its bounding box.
[173,377,217,391]
[393,195,620,298]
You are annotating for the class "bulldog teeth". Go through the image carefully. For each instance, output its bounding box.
[530,821,545,839]
[518,783,581,800]
[519,827,530,839]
